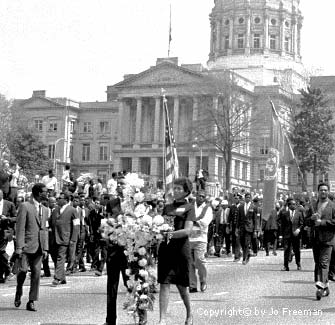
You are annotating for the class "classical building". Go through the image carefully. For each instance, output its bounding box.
[15,0,308,192]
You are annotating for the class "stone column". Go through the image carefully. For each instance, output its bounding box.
[292,18,298,58]
[173,96,179,141]
[153,97,161,143]
[213,96,218,137]
[135,97,142,143]
[264,13,269,50]
[192,96,198,132]
[210,21,215,56]
[117,99,124,145]
[208,155,218,182]
[245,13,251,55]
[297,22,302,56]
[216,19,221,51]
[280,18,285,55]
[132,157,140,173]
[150,157,159,183]
[228,16,234,53]
[189,156,197,189]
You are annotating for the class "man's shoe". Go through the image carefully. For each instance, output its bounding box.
[316,288,323,300]
[14,293,21,307]
[281,266,289,271]
[242,260,246,265]
[323,287,330,297]
[189,287,198,293]
[79,268,86,272]
[214,252,221,257]
[185,315,193,325]
[26,301,37,312]
[266,252,269,256]
[200,282,207,292]
[297,265,302,271]
[60,279,67,284]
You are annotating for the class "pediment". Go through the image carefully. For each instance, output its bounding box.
[21,97,63,109]
[114,62,207,89]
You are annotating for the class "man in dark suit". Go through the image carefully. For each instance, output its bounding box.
[0,189,17,283]
[305,182,335,300]
[14,183,49,312]
[278,198,304,271]
[263,201,281,256]
[50,192,79,285]
[228,194,242,262]
[237,193,256,265]
[73,195,90,272]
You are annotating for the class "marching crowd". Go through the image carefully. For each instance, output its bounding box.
[1,164,335,324]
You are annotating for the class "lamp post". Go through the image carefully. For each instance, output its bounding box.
[53,137,65,181]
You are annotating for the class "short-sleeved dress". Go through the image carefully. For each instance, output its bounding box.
[157,199,196,286]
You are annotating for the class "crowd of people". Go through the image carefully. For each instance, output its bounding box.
[1,164,335,324]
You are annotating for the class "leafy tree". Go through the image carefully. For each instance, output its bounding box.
[0,94,13,161]
[192,71,255,190]
[6,122,52,180]
[290,87,335,191]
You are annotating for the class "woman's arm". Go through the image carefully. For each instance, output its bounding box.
[170,220,193,239]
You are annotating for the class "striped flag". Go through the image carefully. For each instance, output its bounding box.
[163,94,179,198]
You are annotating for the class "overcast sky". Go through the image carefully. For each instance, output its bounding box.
[0,0,333,102]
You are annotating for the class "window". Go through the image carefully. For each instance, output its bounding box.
[281,167,286,184]
[83,122,92,133]
[99,143,108,161]
[48,144,55,159]
[238,17,244,24]
[271,18,277,26]
[259,169,265,181]
[224,35,229,49]
[82,144,90,161]
[69,145,73,162]
[284,37,290,52]
[254,17,261,24]
[234,160,240,179]
[260,137,269,155]
[48,121,57,132]
[70,120,75,133]
[270,35,276,50]
[242,162,248,180]
[253,34,260,48]
[121,157,132,172]
[140,157,151,175]
[34,120,43,132]
[99,121,110,133]
[225,19,229,25]
[237,34,244,49]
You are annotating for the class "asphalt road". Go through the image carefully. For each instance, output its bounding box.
[1,249,335,325]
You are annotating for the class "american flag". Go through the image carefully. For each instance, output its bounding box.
[163,94,179,198]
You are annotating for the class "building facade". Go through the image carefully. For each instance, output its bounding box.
[15,0,307,192]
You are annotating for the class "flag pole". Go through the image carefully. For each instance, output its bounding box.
[162,88,167,192]
[168,3,172,57]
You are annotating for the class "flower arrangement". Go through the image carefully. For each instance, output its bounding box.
[100,173,173,324]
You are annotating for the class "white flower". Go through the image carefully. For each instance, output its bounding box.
[137,247,146,255]
[136,285,142,291]
[138,258,147,267]
[160,223,171,232]
[124,250,129,256]
[142,282,149,288]
[139,294,148,300]
[152,215,164,226]
[125,269,131,276]
[139,269,149,278]
[141,214,152,226]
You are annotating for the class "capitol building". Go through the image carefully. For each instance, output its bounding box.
[17,0,330,193]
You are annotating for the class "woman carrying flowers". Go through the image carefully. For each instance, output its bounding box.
[157,177,195,325]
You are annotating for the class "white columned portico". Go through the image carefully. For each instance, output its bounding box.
[117,99,124,144]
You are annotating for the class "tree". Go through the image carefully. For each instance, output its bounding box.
[192,71,255,190]
[290,87,335,191]
[6,122,52,180]
[0,94,13,162]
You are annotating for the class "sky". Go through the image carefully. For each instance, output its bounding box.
[0,0,334,102]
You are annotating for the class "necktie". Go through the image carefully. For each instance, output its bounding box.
[38,204,42,223]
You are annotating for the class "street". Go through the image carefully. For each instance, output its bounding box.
[0,249,334,325]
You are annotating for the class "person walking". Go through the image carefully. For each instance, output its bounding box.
[305,182,335,300]
[228,194,242,262]
[264,202,280,256]
[14,183,49,312]
[278,198,304,271]
[50,192,79,286]
[189,190,213,293]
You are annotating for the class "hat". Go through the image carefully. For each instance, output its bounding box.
[221,200,229,205]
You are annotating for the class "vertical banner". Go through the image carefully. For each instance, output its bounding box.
[262,148,280,221]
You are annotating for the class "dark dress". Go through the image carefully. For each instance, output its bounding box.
[158,199,196,286]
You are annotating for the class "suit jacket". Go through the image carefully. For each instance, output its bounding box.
[16,199,49,254]
[238,203,256,233]
[264,209,279,231]
[228,204,239,229]
[77,206,90,239]
[50,205,79,246]
[305,199,335,245]
[278,208,304,239]
[0,199,17,249]
[88,208,104,239]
